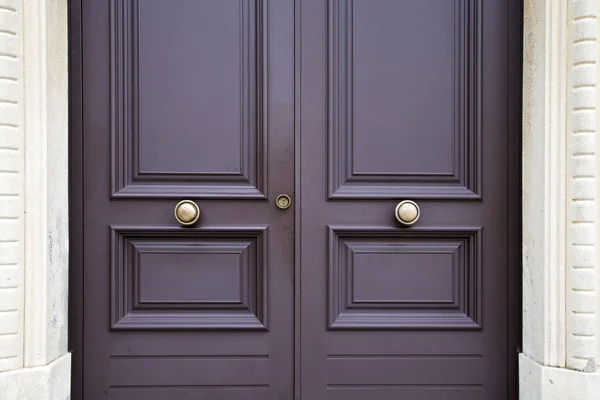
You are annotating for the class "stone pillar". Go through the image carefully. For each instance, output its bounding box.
[521,0,600,397]
[0,0,70,399]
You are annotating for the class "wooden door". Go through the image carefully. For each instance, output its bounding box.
[73,1,521,399]
[80,1,295,399]
[297,0,519,399]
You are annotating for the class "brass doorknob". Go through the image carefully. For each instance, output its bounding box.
[275,194,291,210]
[395,200,420,226]
[174,200,200,226]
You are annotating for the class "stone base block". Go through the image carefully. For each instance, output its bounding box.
[520,354,600,399]
[0,353,71,400]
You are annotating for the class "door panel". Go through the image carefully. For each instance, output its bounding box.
[111,0,268,198]
[82,0,294,398]
[328,0,480,199]
[327,227,481,329]
[110,227,268,329]
[299,0,510,399]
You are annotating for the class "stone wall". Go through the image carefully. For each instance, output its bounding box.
[521,0,600,397]
[0,0,70,399]
[0,0,24,373]
[567,0,600,374]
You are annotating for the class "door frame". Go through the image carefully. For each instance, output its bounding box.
[506,1,523,397]
[69,0,84,397]
[67,1,523,398]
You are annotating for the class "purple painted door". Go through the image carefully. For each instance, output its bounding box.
[82,1,294,399]
[78,0,519,399]
[297,1,516,399]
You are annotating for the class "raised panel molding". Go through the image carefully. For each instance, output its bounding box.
[110,0,267,198]
[328,226,482,329]
[328,0,481,199]
[111,226,268,330]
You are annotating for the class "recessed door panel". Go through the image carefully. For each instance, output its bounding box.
[110,227,268,330]
[328,0,480,199]
[328,226,481,329]
[111,0,267,198]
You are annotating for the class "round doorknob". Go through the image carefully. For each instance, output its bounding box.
[174,200,200,226]
[275,194,292,210]
[395,200,420,226]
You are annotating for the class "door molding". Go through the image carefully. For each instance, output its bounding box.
[521,0,600,397]
[507,0,523,397]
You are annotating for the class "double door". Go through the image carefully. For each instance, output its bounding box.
[79,0,519,398]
